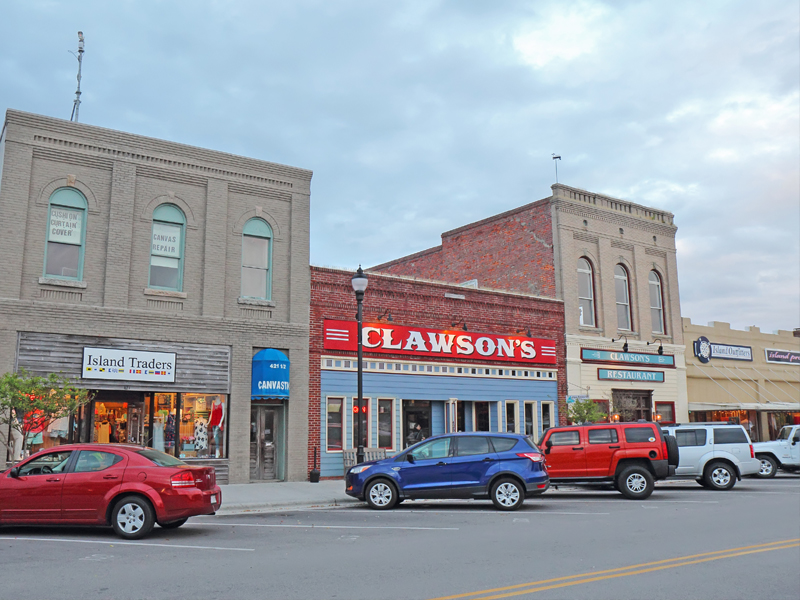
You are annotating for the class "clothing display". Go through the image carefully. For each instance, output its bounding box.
[194,418,208,451]
[165,414,175,447]
[212,425,223,458]
[153,418,165,452]
[97,421,110,444]
[209,400,225,429]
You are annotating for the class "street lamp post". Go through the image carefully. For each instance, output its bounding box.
[351,266,369,464]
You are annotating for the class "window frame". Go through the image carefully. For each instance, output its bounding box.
[614,264,632,331]
[549,430,581,446]
[377,398,395,451]
[325,397,344,453]
[577,257,597,327]
[588,428,619,444]
[654,401,676,425]
[43,188,88,281]
[505,400,520,434]
[649,270,666,334]
[241,218,273,300]
[148,204,186,292]
[351,396,372,449]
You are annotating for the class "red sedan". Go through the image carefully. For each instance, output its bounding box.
[0,443,221,539]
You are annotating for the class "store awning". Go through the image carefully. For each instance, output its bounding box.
[251,349,290,400]
[689,402,800,412]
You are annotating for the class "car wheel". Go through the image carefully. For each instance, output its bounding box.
[617,466,654,500]
[704,462,736,490]
[696,478,709,488]
[365,479,398,510]
[755,455,778,479]
[491,478,525,511]
[159,518,188,530]
[111,495,155,540]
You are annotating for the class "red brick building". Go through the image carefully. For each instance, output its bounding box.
[309,266,566,478]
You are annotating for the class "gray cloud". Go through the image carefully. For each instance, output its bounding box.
[1,0,797,332]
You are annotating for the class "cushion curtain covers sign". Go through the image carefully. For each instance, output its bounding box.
[251,349,290,399]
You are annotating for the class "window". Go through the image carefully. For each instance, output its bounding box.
[352,398,370,449]
[588,429,619,444]
[474,402,490,432]
[456,436,491,456]
[137,448,187,467]
[713,428,748,444]
[18,451,73,476]
[624,427,657,443]
[675,429,707,447]
[378,399,393,449]
[655,402,675,424]
[410,437,452,460]
[541,402,553,432]
[614,264,631,330]
[505,401,519,433]
[577,258,596,327]
[241,218,273,299]
[549,431,580,446]
[149,204,185,290]
[649,270,665,334]
[490,437,519,453]
[326,398,344,451]
[44,188,87,280]
[74,451,122,472]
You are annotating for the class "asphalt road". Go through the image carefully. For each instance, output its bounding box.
[1,476,798,600]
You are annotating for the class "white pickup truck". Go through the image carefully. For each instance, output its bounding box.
[752,425,800,477]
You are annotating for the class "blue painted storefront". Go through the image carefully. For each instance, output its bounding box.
[319,370,558,477]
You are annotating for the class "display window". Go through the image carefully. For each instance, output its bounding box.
[326,398,344,451]
[180,394,227,459]
[654,401,675,424]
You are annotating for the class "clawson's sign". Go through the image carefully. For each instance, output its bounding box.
[323,319,557,365]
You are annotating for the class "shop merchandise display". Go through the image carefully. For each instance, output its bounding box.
[209,397,225,458]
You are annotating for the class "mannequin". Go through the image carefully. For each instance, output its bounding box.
[208,397,225,458]
[153,415,165,452]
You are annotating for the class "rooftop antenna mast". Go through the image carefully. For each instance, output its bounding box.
[69,31,85,122]
[552,153,561,184]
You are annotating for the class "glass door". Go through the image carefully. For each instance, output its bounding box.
[250,405,285,481]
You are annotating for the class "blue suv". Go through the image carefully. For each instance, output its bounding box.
[345,432,549,510]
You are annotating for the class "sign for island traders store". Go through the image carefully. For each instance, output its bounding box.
[323,319,557,364]
[82,347,177,383]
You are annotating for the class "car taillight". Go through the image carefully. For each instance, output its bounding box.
[171,471,198,488]
[750,444,754,459]
[517,452,544,463]
[662,440,668,458]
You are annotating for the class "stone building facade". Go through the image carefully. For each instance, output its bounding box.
[0,110,311,483]
[374,183,688,424]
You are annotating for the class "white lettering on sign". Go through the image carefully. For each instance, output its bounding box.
[151,222,182,258]
[258,380,290,391]
[49,208,83,245]
[82,347,177,383]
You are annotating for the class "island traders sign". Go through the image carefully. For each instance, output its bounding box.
[581,348,675,367]
[597,369,665,383]
[82,347,176,383]
[323,319,557,365]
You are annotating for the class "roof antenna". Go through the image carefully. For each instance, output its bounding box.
[552,153,561,184]
[69,31,85,122]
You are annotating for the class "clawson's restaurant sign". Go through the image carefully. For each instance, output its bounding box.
[323,319,557,364]
[82,348,177,383]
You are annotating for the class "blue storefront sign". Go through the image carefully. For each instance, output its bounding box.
[251,348,290,398]
[597,369,665,383]
[581,348,675,367]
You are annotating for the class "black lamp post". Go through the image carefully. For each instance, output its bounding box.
[351,266,368,464]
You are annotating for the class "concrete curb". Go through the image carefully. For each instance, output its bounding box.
[216,497,360,515]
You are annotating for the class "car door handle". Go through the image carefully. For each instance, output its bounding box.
[609,445,620,449]
[436,461,448,466]
[46,477,60,482]
[102,475,119,480]
[572,447,584,451]
[483,457,495,462]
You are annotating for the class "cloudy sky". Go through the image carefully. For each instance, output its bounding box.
[2,1,798,332]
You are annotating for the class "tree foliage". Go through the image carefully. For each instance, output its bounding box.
[0,369,92,460]
[568,398,608,424]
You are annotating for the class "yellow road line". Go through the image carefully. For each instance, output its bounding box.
[428,538,800,600]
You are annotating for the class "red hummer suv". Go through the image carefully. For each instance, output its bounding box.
[539,421,679,499]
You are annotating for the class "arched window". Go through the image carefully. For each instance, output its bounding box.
[614,264,631,331]
[149,204,185,291]
[649,270,665,334]
[241,218,273,299]
[577,258,596,327]
[44,188,87,280]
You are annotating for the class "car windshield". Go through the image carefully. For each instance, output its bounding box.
[137,448,187,467]
[777,427,792,440]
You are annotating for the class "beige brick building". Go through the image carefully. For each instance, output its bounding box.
[375,184,688,425]
[0,110,311,483]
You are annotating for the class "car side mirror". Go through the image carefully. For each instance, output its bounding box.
[8,467,20,478]
[792,436,799,445]
[544,440,552,454]
[407,454,415,464]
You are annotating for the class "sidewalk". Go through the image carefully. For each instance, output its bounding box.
[217,480,359,515]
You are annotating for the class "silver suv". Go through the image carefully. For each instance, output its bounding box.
[662,423,760,490]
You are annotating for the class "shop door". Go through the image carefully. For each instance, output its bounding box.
[403,401,432,448]
[250,406,284,481]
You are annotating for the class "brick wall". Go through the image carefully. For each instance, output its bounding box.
[307,266,568,475]
[373,199,556,298]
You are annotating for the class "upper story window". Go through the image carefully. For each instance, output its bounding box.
[44,188,87,280]
[577,257,596,327]
[614,264,632,331]
[649,270,665,334]
[149,204,185,291]
[241,218,273,300]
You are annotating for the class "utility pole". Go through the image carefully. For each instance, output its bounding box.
[70,31,85,122]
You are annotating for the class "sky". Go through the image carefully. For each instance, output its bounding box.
[1,0,798,333]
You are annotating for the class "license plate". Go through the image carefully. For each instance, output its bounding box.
[210,495,217,503]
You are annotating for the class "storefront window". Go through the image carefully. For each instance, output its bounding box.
[181,394,227,459]
[326,398,343,451]
[352,398,370,448]
[152,393,177,453]
[690,409,759,441]
[475,402,490,432]
[655,402,675,424]
[378,399,393,450]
